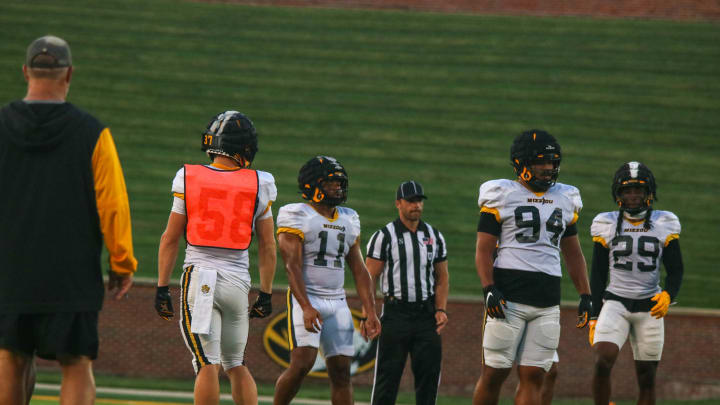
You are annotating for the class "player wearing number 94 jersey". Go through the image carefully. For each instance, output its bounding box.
[589,162,684,405]
[473,130,591,405]
[273,156,381,405]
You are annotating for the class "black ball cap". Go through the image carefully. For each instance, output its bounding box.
[26,35,72,68]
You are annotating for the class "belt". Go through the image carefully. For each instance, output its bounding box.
[384,295,435,312]
[604,292,654,313]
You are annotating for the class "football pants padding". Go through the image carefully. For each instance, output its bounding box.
[594,299,664,361]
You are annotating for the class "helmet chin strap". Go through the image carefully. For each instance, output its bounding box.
[623,209,647,220]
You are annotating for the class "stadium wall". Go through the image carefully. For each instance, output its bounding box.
[222,0,720,20]
[37,281,720,400]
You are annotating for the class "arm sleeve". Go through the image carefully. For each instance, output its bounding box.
[562,223,578,238]
[170,167,186,215]
[477,212,501,236]
[366,230,387,261]
[277,205,305,240]
[92,128,138,274]
[434,229,448,263]
[255,171,277,221]
[590,242,610,317]
[662,239,684,301]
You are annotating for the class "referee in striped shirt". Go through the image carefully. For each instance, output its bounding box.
[365,180,449,405]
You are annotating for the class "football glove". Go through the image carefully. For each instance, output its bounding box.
[155,286,174,321]
[650,290,671,319]
[588,318,597,346]
[250,291,272,318]
[576,294,592,328]
[483,285,507,319]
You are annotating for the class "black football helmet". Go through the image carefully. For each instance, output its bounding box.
[510,129,562,192]
[611,161,657,215]
[201,111,258,167]
[298,156,348,206]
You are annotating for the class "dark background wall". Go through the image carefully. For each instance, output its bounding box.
[225,0,720,20]
[37,282,720,400]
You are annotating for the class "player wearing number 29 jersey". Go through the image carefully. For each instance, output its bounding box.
[589,161,684,405]
[277,203,361,299]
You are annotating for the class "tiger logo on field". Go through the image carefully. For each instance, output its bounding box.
[262,309,376,378]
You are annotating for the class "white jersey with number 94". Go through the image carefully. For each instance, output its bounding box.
[478,179,582,277]
[277,203,361,299]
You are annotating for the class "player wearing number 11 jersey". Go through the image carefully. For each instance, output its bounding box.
[590,162,683,405]
[273,156,380,405]
[473,130,592,405]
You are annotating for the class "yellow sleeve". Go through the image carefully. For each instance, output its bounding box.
[570,211,579,226]
[92,128,138,274]
[592,236,608,248]
[277,227,304,240]
[480,206,501,223]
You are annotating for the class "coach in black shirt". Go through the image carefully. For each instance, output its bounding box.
[365,180,449,405]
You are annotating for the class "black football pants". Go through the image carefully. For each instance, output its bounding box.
[371,303,441,405]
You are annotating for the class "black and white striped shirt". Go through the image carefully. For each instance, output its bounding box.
[366,219,447,302]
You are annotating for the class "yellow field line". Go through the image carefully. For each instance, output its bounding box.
[32,395,190,405]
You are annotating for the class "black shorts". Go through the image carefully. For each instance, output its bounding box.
[0,312,99,360]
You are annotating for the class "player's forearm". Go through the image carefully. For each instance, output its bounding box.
[475,233,497,288]
[157,233,180,286]
[662,239,684,300]
[354,271,377,316]
[561,236,590,295]
[475,250,495,288]
[567,262,590,296]
[258,247,276,294]
[256,219,277,294]
[590,242,610,316]
[285,265,312,308]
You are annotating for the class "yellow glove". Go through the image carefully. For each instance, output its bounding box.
[650,291,671,319]
[588,319,597,346]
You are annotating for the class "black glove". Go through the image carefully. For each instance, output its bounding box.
[155,286,174,321]
[483,285,507,319]
[250,291,272,318]
[577,294,592,328]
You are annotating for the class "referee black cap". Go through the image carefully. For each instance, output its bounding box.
[396,180,427,200]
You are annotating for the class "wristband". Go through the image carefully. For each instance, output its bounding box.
[436,308,447,314]
[358,317,367,321]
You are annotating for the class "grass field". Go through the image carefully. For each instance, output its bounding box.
[1,0,719,308]
[28,371,720,404]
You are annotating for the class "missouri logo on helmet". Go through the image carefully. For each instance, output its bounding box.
[297,156,348,206]
[201,111,259,168]
[510,129,562,192]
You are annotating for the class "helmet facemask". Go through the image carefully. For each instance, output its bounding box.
[611,161,657,234]
[298,156,348,206]
[516,157,561,192]
[614,179,655,216]
[510,130,562,193]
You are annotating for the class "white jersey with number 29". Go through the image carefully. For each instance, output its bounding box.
[591,210,680,299]
[277,203,361,299]
[478,179,582,277]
